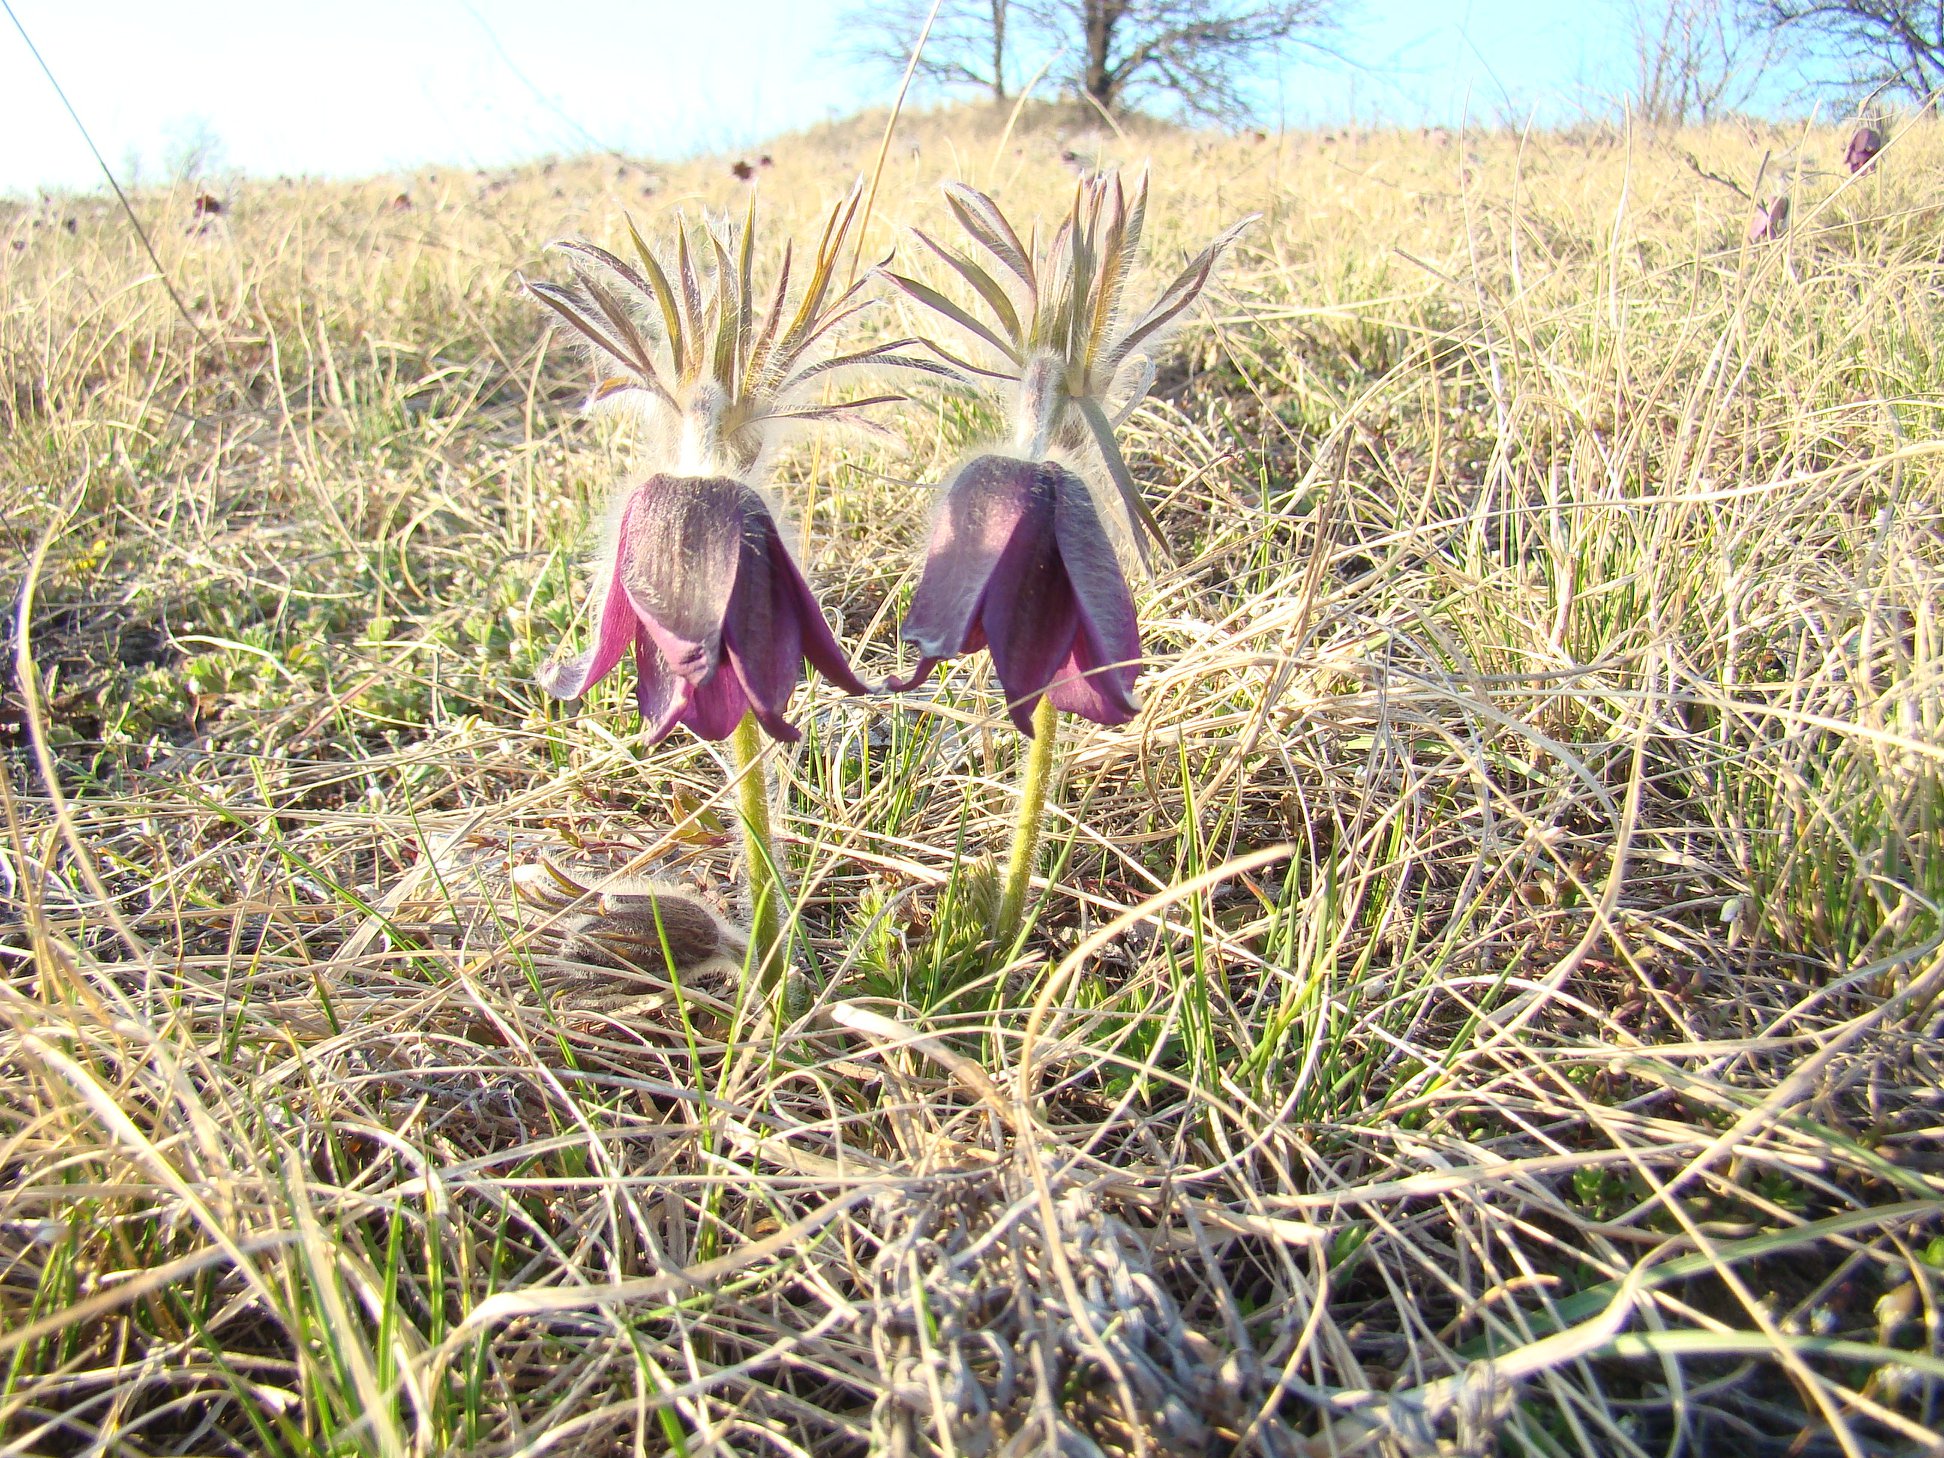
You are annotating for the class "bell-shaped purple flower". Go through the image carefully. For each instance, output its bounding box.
[889,455,1141,735]
[1846,126,1882,175]
[538,474,866,743]
[1747,194,1788,244]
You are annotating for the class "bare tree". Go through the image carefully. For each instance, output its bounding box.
[844,0,1344,121]
[1749,1,1944,97]
[1019,0,1343,121]
[1618,0,1782,124]
[843,0,1016,102]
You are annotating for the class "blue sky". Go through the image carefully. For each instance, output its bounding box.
[1,2,1812,195]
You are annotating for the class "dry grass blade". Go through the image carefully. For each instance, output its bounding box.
[3,106,1940,1457]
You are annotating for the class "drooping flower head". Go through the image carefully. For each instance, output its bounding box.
[538,474,869,742]
[882,175,1250,732]
[1747,194,1789,244]
[889,455,1141,733]
[1846,125,1882,175]
[529,186,945,743]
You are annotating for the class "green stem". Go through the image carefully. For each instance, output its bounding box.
[997,696,1059,942]
[729,712,785,986]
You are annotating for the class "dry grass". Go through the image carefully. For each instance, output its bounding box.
[3,100,1942,1455]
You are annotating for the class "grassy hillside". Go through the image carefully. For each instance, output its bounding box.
[3,102,1942,1454]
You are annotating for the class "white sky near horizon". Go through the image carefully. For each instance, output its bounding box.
[1,1,1816,196]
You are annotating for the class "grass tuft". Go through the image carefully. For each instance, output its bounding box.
[3,104,1942,1454]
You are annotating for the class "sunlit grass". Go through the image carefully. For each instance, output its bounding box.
[3,102,1942,1454]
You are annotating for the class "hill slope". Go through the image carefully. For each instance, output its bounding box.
[3,106,1941,1454]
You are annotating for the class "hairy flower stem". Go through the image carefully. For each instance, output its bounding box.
[730,712,786,988]
[997,697,1059,944]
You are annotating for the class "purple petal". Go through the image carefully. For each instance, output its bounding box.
[618,475,747,680]
[536,496,642,700]
[977,479,1080,735]
[721,525,806,742]
[1050,469,1142,723]
[901,455,1043,660]
[636,629,688,746]
[679,658,752,741]
[879,656,943,694]
[1045,632,1139,725]
[725,660,802,740]
[766,520,869,695]
[1847,127,1880,173]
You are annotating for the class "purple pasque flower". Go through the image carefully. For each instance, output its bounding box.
[1747,194,1789,244]
[878,174,1250,733]
[527,184,946,743]
[1846,125,1882,175]
[889,454,1139,735]
[538,474,866,744]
